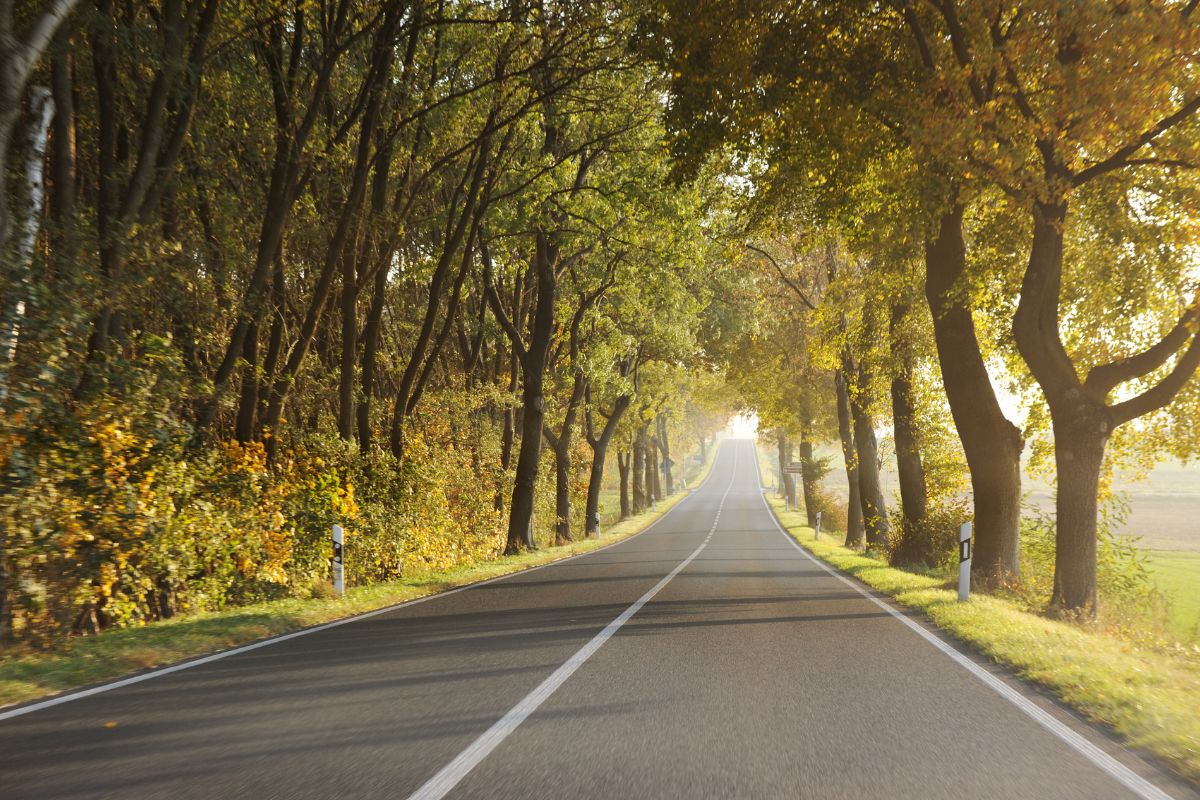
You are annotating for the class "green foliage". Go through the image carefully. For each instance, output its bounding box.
[1014,503,1164,636]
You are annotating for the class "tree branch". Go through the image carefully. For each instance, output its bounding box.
[1111,331,1200,426]
[1073,94,1200,186]
[1085,305,1200,396]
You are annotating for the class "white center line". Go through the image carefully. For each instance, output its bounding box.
[406,445,741,800]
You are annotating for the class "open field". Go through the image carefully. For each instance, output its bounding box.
[1146,550,1200,643]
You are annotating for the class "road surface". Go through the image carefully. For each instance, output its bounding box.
[0,439,1193,799]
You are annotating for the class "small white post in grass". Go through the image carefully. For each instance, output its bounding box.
[591,511,601,539]
[332,524,345,597]
[958,521,972,602]
[814,511,822,541]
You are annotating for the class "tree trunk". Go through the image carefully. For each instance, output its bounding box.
[544,370,586,545]
[234,321,258,442]
[646,430,661,503]
[0,544,11,644]
[835,368,864,546]
[799,424,818,527]
[658,416,674,495]
[848,360,889,550]
[776,429,796,508]
[0,0,80,251]
[0,87,54,398]
[1050,412,1106,615]
[617,450,631,520]
[504,233,557,553]
[775,432,786,497]
[552,441,572,544]
[357,259,387,449]
[632,427,646,513]
[585,395,630,536]
[889,301,931,565]
[337,239,359,440]
[925,205,1023,582]
[1014,200,1110,614]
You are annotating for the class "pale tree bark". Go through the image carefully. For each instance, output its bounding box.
[0,86,53,399]
[0,0,78,247]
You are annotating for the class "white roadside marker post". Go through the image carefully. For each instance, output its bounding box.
[591,511,601,539]
[332,524,345,597]
[815,511,822,541]
[958,521,972,602]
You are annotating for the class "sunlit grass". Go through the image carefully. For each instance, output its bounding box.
[1146,550,1200,643]
[763,492,1200,783]
[0,449,717,711]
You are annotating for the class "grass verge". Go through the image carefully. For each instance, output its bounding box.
[0,447,716,711]
[760,488,1200,785]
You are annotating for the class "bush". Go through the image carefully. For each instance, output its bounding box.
[887,498,971,571]
[807,485,848,534]
[1013,504,1165,635]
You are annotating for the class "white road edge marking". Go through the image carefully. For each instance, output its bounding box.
[405,446,741,800]
[752,448,1175,800]
[0,444,729,724]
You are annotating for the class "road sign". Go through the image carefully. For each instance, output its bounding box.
[782,461,803,474]
[958,521,972,602]
[332,524,345,597]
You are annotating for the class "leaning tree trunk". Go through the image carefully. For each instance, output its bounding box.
[925,206,1023,582]
[835,368,864,547]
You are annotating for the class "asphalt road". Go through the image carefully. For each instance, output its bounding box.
[0,439,1193,800]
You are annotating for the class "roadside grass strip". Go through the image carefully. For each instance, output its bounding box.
[0,447,717,712]
[763,493,1200,785]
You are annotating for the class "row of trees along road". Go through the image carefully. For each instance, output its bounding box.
[5,0,1198,641]
[648,0,1200,616]
[0,0,733,645]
